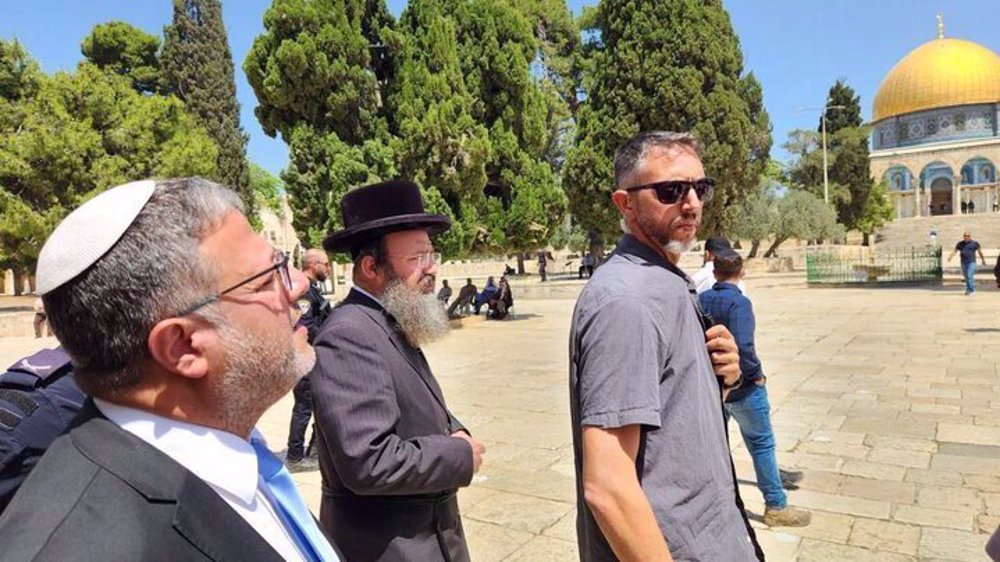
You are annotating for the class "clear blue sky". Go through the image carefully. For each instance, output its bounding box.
[3,1,999,177]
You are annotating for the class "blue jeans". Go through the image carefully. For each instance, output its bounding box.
[963,261,977,293]
[725,384,786,508]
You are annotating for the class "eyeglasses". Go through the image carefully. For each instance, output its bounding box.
[624,178,715,205]
[178,249,292,316]
[386,251,441,269]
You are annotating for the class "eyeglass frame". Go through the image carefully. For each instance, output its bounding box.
[177,249,293,316]
[623,177,716,205]
[384,251,441,270]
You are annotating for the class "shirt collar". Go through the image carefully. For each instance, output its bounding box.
[351,284,383,307]
[616,234,694,286]
[93,398,262,504]
[712,281,743,293]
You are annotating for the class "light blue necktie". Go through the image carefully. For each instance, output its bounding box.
[251,439,339,562]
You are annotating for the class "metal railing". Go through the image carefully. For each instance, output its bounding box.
[806,246,942,286]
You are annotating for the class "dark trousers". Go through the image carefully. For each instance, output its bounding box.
[287,376,315,461]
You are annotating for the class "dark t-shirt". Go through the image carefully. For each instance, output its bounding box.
[956,240,981,264]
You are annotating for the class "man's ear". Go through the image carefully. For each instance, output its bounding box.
[147,317,213,380]
[611,189,631,217]
[359,255,385,283]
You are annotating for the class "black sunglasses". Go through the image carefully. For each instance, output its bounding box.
[178,250,292,316]
[624,178,716,205]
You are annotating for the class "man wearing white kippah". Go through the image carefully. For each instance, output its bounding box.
[0,178,341,561]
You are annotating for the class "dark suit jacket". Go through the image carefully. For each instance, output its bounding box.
[312,288,473,562]
[0,401,285,561]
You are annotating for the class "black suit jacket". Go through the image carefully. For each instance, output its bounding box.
[312,288,472,562]
[0,401,285,562]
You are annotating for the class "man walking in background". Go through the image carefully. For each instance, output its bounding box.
[285,248,332,471]
[948,231,986,295]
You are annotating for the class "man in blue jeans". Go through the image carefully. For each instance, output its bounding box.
[699,250,811,528]
[948,231,986,295]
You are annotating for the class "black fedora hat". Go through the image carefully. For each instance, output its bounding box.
[322,179,451,255]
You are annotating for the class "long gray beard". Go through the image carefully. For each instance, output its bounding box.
[381,278,450,347]
[213,316,315,432]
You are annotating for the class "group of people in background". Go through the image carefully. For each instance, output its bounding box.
[439,275,514,320]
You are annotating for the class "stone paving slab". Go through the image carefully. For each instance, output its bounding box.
[5,272,1000,560]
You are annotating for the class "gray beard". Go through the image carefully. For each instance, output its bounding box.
[666,239,695,254]
[381,278,451,347]
[213,315,315,432]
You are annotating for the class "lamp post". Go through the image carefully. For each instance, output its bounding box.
[797,104,847,205]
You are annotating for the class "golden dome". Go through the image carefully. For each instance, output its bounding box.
[872,37,1000,122]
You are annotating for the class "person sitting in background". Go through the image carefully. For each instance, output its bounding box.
[437,279,453,305]
[474,276,499,315]
[698,250,811,528]
[487,276,514,320]
[447,278,477,317]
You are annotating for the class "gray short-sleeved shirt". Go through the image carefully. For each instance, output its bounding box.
[569,235,756,562]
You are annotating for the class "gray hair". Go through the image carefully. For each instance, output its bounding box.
[42,178,243,397]
[614,131,701,189]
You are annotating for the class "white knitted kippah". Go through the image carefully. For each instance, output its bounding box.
[35,180,156,295]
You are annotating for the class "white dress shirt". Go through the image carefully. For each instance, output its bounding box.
[94,399,309,562]
[691,262,748,296]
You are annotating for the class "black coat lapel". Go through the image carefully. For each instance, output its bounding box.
[70,401,283,562]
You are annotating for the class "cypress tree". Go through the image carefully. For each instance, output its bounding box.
[819,79,873,232]
[162,0,252,215]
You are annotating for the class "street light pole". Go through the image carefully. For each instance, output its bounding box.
[797,104,847,205]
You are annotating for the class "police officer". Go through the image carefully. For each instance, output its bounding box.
[0,347,85,514]
[285,248,333,470]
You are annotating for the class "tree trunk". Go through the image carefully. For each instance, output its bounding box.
[516,253,525,275]
[862,232,870,246]
[12,270,23,296]
[763,237,787,258]
[588,230,604,268]
[748,240,760,258]
[733,240,742,250]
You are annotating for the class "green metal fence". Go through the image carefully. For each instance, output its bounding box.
[805,246,943,286]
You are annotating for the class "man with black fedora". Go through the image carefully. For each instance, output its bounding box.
[311,179,485,562]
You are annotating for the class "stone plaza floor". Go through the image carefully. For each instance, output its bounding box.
[4,271,998,561]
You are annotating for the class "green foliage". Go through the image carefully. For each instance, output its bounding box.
[0,51,216,271]
[564,0,771,244]
[81,21,161,93]
[162,0,252,216]
[249,162,283,213]
[244,0,386,144]
[763,190,841,257]
[856,180,895,240]
[731,179,776,257]
[0,39,42,130]
[549,217,589,254]
[281,125,396,250]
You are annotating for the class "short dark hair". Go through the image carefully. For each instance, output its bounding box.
[713,249,743,278]
[614,131,701,188]
[352,237,387,268]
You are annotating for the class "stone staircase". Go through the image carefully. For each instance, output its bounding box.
[875,212,1000,248]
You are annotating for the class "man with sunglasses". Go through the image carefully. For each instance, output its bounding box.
[0,179,340,561]
[570,131,762,562]
[311,180,484,562]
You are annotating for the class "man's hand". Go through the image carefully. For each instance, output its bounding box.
[705,325,740,387]
[452,431,485,473]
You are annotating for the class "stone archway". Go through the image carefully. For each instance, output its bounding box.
[930,177,953,215]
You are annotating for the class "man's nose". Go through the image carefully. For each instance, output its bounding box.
[681,185,702,211]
